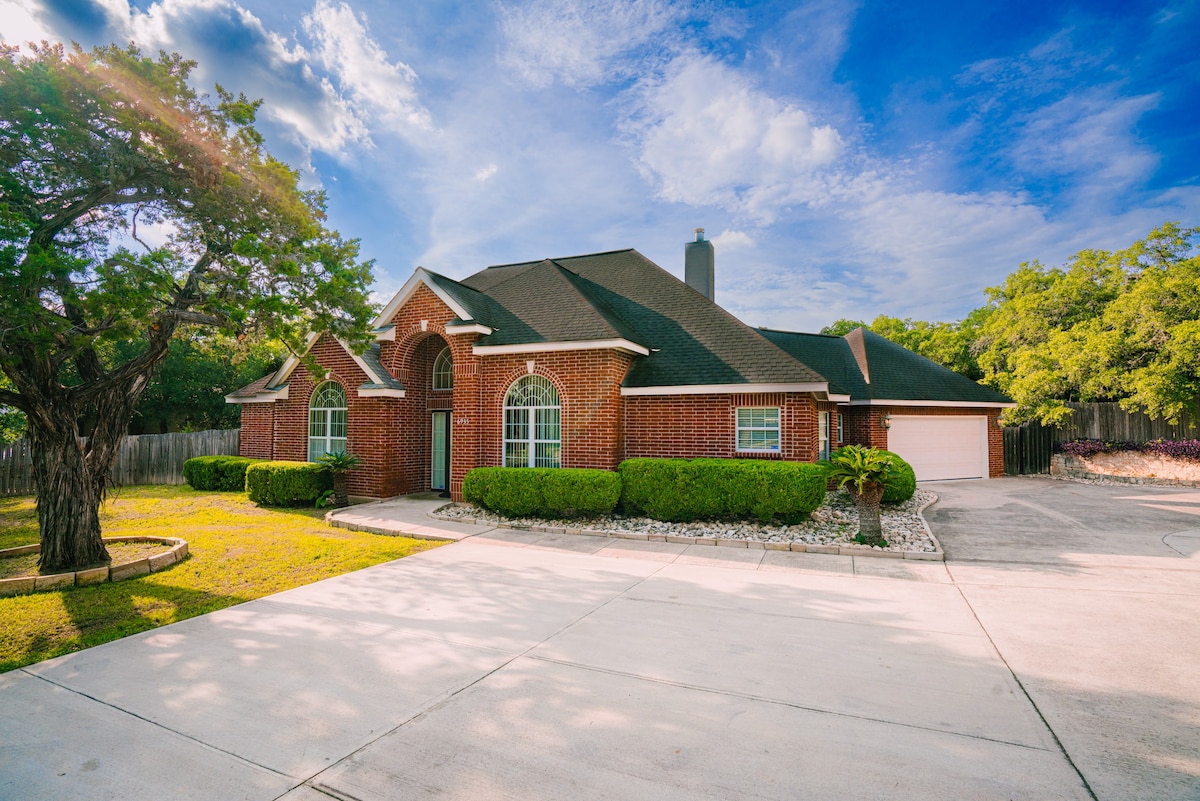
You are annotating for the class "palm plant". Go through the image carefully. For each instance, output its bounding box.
[317,450,363,508]
[821,445,893,547]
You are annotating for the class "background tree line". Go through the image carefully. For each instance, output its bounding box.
[825,223,1198,427]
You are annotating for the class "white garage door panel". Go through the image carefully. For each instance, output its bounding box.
[887,416,988,481]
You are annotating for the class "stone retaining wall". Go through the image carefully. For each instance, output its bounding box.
[1051,452,1200,488]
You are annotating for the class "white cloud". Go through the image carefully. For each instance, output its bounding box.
[1010,90,1159,186]
[302,0,432,135]
[0,0,54,44]
[711,229,755,251]
[622,54,843,222]
[497,0,681,88]
[474,163,499,183]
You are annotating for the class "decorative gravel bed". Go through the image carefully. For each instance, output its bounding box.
[434,488,940,554]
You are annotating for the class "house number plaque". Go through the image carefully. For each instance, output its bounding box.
[455,417,470,426]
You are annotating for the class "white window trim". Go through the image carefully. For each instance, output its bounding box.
[308,382,348,462]
[432,347,453,391]
[818,411,831,461]
[503,376,562,468]
[735,406,782,454]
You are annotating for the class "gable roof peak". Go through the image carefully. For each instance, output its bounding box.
[843,327,871,385]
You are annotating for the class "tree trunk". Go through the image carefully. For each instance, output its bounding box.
[333,474,349,508]
[852,481,887,547]
[28,409,109,572]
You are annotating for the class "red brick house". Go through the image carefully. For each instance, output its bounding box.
[228,233,1013,500]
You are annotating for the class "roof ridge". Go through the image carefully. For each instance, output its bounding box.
[485,248,636,270]
[553,264,648,346]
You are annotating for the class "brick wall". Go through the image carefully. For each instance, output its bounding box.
[622,392,820,462]
[239,404,274,459]
[476,350,636,472]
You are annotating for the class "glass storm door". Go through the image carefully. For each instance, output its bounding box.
[431,411,450,491]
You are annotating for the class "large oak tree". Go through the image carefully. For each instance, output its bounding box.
[0,44,374,571]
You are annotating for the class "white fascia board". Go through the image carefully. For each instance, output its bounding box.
[269,331,322,387]
[341,339,387,386]
[621,382,828,396]
[372,268,472,329]
[847,399,1016,408]
[272,333,390,389]
[445,323,494,336]
[827,394,852,403]
[356,387,406,398]
[473,338,651,357]
[375,326,396,342]
[224,386,289,404]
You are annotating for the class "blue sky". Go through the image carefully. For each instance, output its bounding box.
[4,0,1197,331]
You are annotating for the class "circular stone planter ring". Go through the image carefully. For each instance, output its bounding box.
[0,537,188,597]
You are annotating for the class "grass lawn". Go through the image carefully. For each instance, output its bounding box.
[0,485,443,673]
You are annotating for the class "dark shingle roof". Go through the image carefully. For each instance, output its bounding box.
[227,374,277,399]
[358,343,405,391]
[760,327,1011,404]
[459,249,825,387]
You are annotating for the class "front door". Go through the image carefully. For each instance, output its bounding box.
[431,411,451,493]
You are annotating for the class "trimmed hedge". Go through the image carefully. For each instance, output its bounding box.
[245,461,333,507]
[462,467,621,519]
[879,450,917,505]
[182,455,265,491]
[618,458,826,524]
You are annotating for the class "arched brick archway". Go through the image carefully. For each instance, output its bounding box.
[390,332,455,495]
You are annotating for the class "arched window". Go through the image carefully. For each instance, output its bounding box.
[503,375,560,468]
[309,381,347,461]
[432,346,452,390]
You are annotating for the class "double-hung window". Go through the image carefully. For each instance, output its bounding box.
[736,407,781,453]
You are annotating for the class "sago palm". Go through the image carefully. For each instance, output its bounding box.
[317,450,363,508]
[821,445,893,547]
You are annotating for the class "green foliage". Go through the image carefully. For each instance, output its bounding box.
[540,469,622,518]
[245,461,332,507]
[316,450,364,473]
[976,223,1200,425]
[122,334,284,433]
[820,446,893,495]
[878,451,916,504]
[462,467,621,519]
[181,455,264,491]
[618,458,826,524]
[0,42,375,561]
[821,312,987,381]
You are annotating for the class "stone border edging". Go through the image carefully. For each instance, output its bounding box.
[430,503,945,562]
[0,537,189,598]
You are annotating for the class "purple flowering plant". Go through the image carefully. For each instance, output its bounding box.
[1056,439,1200,462]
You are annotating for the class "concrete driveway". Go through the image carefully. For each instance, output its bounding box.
[927,477,1200,801]
[1,477,1196,800]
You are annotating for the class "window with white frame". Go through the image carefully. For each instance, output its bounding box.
[736,407,781,453]
[837,411,844,449]
[308,381,347,461]
[432,346,452,390]
[818,410,831,460]
[503,375,561,468]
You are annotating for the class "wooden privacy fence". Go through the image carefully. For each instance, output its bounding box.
[0,429,240,496]
[1004,401,1199,475]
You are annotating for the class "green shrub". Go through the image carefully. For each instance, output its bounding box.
[462,467,621,519]
[541,469,621,517]
[182,455,264,491]
[879,450,917,504]
[618,458,826,524]
[245,461,333,507]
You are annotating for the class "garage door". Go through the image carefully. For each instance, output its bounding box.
[886,415,988,481]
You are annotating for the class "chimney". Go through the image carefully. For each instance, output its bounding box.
[684,227,715,301]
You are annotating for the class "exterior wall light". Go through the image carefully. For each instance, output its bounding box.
[880,412,892,430]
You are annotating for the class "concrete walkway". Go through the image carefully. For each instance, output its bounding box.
[2,479,1196,800]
